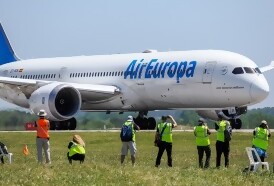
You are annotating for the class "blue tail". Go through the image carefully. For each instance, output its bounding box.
[0,23,19,65]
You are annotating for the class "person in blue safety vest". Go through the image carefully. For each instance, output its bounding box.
[194,118,211,168]
[155,115,177,167]
[215,113,232,168]
[252,120,271,168]
[120,115,140,166]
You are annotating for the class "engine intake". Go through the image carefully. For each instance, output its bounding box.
[29,83,81,121]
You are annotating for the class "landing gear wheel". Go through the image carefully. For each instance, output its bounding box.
[134,117,148,130]
[50,121,57,130]
[147,117,156,130]
[229,118,242,129]
[68,118,77,130]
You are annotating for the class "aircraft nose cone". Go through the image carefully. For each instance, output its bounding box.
[250,78,269,104]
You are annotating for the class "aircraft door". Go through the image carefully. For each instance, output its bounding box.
[202,62,217,83]
[58,67,67,80]
[136,69,145,86]
[2,70,8,77]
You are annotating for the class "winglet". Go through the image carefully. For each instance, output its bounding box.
[260,61,274,73]
[0,23,19,65]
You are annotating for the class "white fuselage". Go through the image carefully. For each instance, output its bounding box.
[0,50,269,112]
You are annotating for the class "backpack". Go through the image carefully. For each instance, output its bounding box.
[120,123,133,142]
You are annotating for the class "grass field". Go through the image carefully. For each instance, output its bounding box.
[0,131,274,186]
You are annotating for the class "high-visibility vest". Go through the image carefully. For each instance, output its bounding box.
[216,120,228,142]
[157,122,173,143]
[36,119,50,138]
[124,120,136,141]
[194,125,210,146]
[252,127,269,150]
[69,142,85,157]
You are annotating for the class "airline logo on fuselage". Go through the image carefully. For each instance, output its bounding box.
[124,59,196,83]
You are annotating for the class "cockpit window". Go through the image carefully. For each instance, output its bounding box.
[232,67,244,74]
[244,67,255,74]
[254,67,262,74]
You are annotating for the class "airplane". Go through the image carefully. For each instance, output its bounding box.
[0,23,273,130]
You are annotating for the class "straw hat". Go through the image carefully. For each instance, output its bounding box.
[73,134,85,147]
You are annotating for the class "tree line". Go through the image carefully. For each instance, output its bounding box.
[0,107,273,130]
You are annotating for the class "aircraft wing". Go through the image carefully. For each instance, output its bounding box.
[0,76,120,102]
[260,61,274,72]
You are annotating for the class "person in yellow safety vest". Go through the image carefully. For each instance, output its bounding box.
[155,115,177,167]
[252,120,271,166]
[120,115,140,166]
[194,118,211,168]
[215,113,232,168]
[67,134,85,164]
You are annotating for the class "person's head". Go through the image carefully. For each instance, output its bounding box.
[161,116,168,122]
[260,120,268,128]
[198,118,205,125]
[37,109,47,118]
[127,115,133,121]
[73,134,85,147]
[217,112,224,120]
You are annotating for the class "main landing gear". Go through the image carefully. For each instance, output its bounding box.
[133,111,157,130]
[50,117,77,130]
[229,118,242,129]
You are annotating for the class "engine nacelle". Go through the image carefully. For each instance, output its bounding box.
[196,107,247,129]
[29,82,81,121]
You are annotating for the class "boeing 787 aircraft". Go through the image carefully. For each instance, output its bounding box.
[0,23,273,129]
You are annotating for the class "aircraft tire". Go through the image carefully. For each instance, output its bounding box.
[134,117,148,130]
[147,117,156,130]
[50,121,57,130]
[68,118,77,130]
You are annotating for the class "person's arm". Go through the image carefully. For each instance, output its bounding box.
[206,127,211,135]
[215,122,219,131]
[266,124,271,137]
[47,120,50,130]
[68,141,73,149]
[134,123,140,131]
[168,115,177,128]
[154,125,160,145]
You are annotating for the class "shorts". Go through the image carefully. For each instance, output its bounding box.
[121,141,137,156]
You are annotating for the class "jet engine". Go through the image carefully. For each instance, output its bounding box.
[29,82,81,121]
[196,107,247,129]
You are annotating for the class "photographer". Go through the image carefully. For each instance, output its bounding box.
[194,118,211,168]
[155,115,177,167]
[252,120,271,166]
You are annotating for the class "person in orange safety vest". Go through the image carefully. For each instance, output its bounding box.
[36,109,51,164]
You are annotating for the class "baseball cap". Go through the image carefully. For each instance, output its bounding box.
[261,120,267,125]
[198,118,205,123]
[128,115,133,121]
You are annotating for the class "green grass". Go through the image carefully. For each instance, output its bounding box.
[0,131,274,186]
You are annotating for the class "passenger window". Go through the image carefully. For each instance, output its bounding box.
[244,67,255,74]
[232,67,244,74]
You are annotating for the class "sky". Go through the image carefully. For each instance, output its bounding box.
[0,0,273,109]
